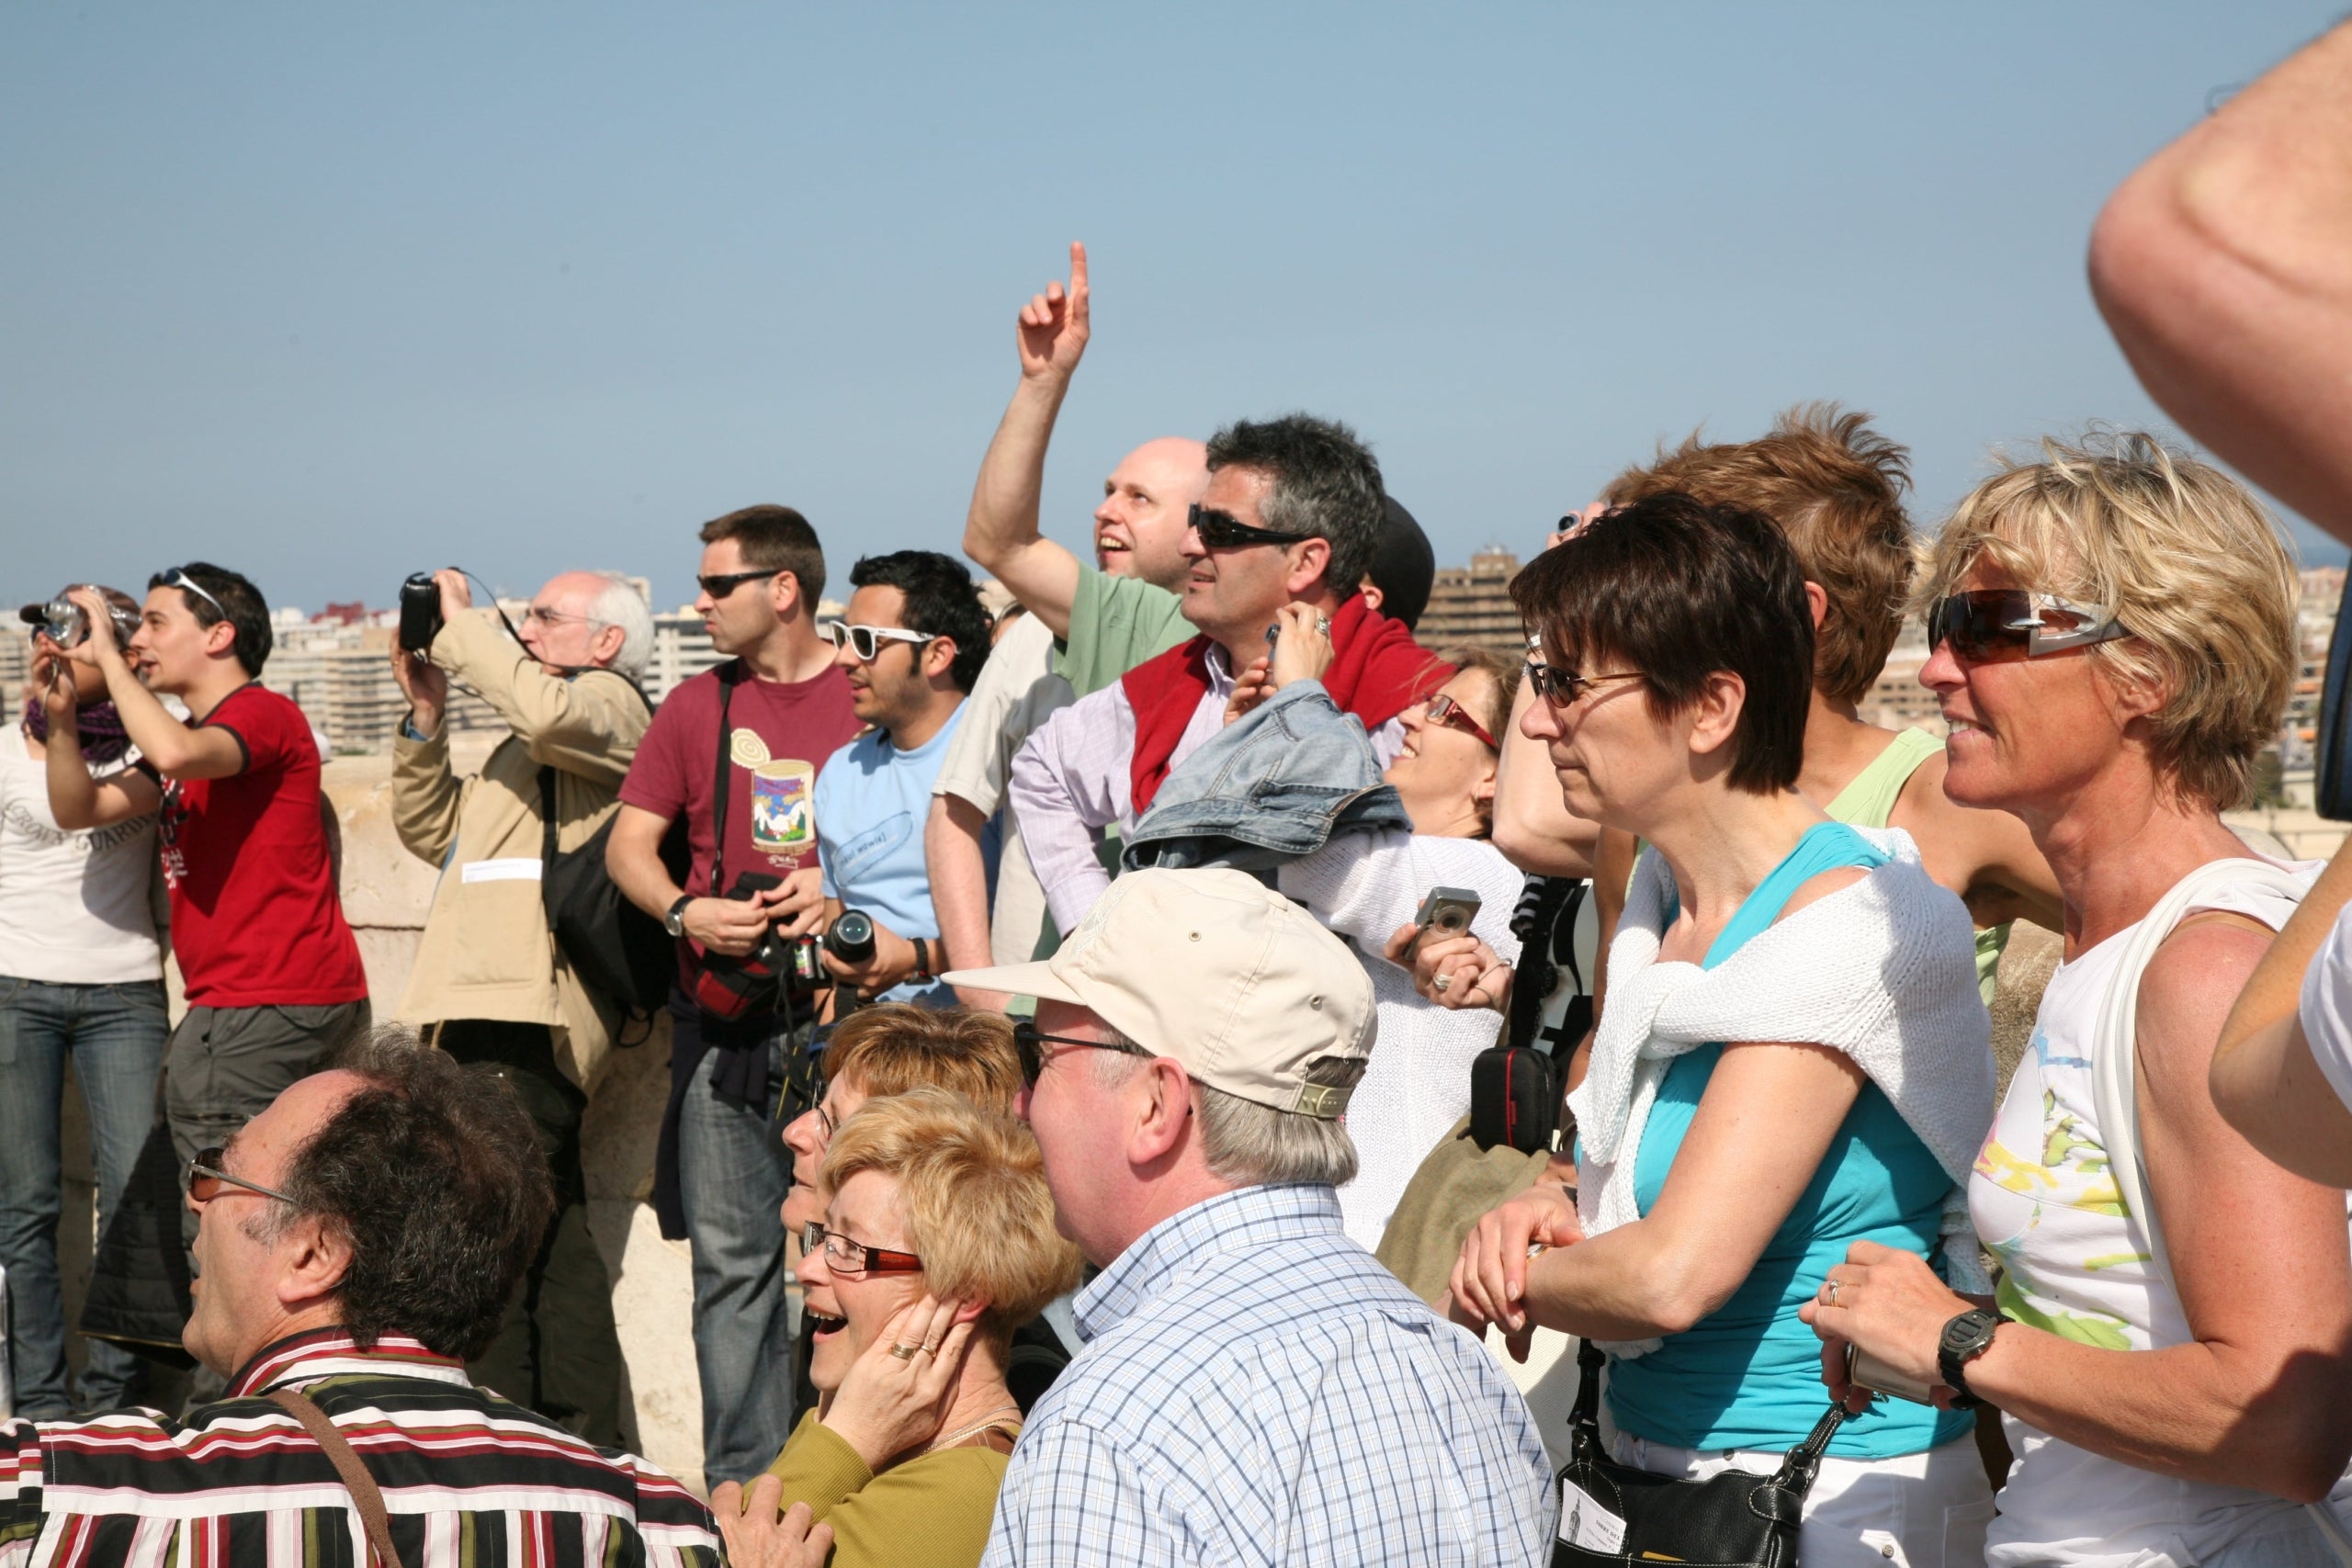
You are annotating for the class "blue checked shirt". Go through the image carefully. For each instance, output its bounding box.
[981,1183,1555,1567]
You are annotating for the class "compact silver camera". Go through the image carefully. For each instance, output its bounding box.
[19,593,141,651]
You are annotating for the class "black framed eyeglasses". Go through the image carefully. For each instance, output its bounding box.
[1522,661,1646,709]
[1186,502,1312,551]
[822,622,935,662]
[696,567,782,600]
[187,1147,296,1206]
[799,1221,922,1279]
[1926,589,2133,664]
[1012,1020,1155,1087]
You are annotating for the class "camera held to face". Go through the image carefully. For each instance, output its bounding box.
[20,594,141,652]
[399,571,447,654]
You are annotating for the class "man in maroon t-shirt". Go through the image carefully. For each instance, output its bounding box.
[46,564,370,1276]
[607,505,860,1486]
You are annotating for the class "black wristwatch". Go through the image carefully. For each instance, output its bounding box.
[1937,1308,2004,1409]
[664,895,694,939]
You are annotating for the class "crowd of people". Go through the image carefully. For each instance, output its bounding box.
[5,20,2352,1568]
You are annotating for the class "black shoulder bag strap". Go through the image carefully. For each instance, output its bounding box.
[1567,1337,1846,1486]
[707,660,741,897]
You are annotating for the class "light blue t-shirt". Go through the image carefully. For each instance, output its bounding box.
[813,702,995,1007]
[1606,821,1973,1461]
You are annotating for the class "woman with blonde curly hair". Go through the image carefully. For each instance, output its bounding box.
[1804,433,2352,1564]
[720,1085,1081,1568]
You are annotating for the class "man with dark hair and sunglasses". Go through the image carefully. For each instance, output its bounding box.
[383,567,654,1442]
[808,550,993,1007]
[0,1032,722,1568]
[605,504,863,1488]
[1008,412,1453,938]
[45,565,371,1343]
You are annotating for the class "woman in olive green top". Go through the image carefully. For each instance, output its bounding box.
[717,1086,1082,1568]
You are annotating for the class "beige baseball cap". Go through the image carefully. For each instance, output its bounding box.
[943,867,1375,1119]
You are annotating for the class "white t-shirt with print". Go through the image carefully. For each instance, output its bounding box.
[0,740,164,985]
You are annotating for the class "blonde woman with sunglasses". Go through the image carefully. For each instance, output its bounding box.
[1805,434,2352,1564]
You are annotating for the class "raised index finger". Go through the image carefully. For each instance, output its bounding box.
[1068,240,1088,301]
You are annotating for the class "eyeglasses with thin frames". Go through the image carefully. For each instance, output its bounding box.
[697,567,782,601]
[1522,661,1645,709]
[187,1147,297,1205]
[800,1221,923,1279]
[1012,1020,1156,1088]
[522,604,603,629]
[1420,693,1497,750]
[824,623,935,662]
[1186,502,1312,551]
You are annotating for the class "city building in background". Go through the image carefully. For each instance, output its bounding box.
[1417,547,1524,656]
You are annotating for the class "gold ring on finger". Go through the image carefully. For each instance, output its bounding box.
[889,1342,920,1360]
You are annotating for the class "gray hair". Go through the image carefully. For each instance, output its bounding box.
[585,572,652,681]
[1204,414,1385,597]
[1091,1042,1359,1190]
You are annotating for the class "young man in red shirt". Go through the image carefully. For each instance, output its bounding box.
[45,563,370,1253]
[606,506,862,1484]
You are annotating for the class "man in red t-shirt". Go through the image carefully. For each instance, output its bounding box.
[46,564,370,1285]
[607,505,860,1485]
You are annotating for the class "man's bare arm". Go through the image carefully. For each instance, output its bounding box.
[964,242,1091,638]
[2090,21,2352,543]
[1491,677,1597,876]
[925,795,1006,1009]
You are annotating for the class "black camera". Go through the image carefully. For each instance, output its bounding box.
[399,571,446,654]
[824,909,876,966]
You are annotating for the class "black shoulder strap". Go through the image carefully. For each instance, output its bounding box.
[1570,1335,1846,1492]
[707,660,741,897]
[538,766,559,867]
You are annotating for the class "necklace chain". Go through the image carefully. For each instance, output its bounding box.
[931,1404,1022,1451]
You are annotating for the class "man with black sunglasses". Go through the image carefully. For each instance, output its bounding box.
[46,564,370,1371]
[1009,412,1453,937]
[606,503,862,1488]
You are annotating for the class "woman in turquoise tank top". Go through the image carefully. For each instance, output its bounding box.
[1446,496,1996,1567]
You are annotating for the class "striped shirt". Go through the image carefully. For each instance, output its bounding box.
[980,1183,1556,1567]
[0,1329,719,1568]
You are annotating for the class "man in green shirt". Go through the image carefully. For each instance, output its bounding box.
[932,242,1205,996]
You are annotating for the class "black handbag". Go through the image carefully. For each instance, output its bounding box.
[1470,876,1593,1154]
[1553,1339,1847,1568]
[537,671,680,1025]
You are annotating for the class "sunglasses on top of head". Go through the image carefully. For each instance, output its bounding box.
[823,623,935,662]
[1186,503,1312,551]
[1926,589,2134,664]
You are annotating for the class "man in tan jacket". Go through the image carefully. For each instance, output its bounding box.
[389,567,652,1441]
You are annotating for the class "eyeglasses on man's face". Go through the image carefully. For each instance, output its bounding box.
[1926,589,2133,665]
[1012,1020,1156,1088]
[1420,693,1497,750]
[697,567,782,601]
[800,1221,922,1279]
[187,1147,297,1206]
[1186,502,1312,552]
[1522,660,1646,709]
[522,604,601,630]
[824,622,934,663]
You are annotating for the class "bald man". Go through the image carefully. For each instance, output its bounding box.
[388,565,653,1440]
[935,244,1212,997]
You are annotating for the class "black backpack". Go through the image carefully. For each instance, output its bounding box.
[537,674,684,1028]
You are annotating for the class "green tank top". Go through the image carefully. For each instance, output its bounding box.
[1824,728,2007,1003]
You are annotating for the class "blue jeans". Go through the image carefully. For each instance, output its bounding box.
[0,976,168,1416]
[673,1010,799,1484]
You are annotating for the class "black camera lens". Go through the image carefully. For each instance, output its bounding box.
[824,909,876,965]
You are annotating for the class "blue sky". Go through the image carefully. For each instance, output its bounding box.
[5,2,2344,615]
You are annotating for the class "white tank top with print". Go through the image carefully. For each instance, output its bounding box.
[1971,873,2352,1568]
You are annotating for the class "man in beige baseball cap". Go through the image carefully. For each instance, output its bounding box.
[944,866,1555,1565]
